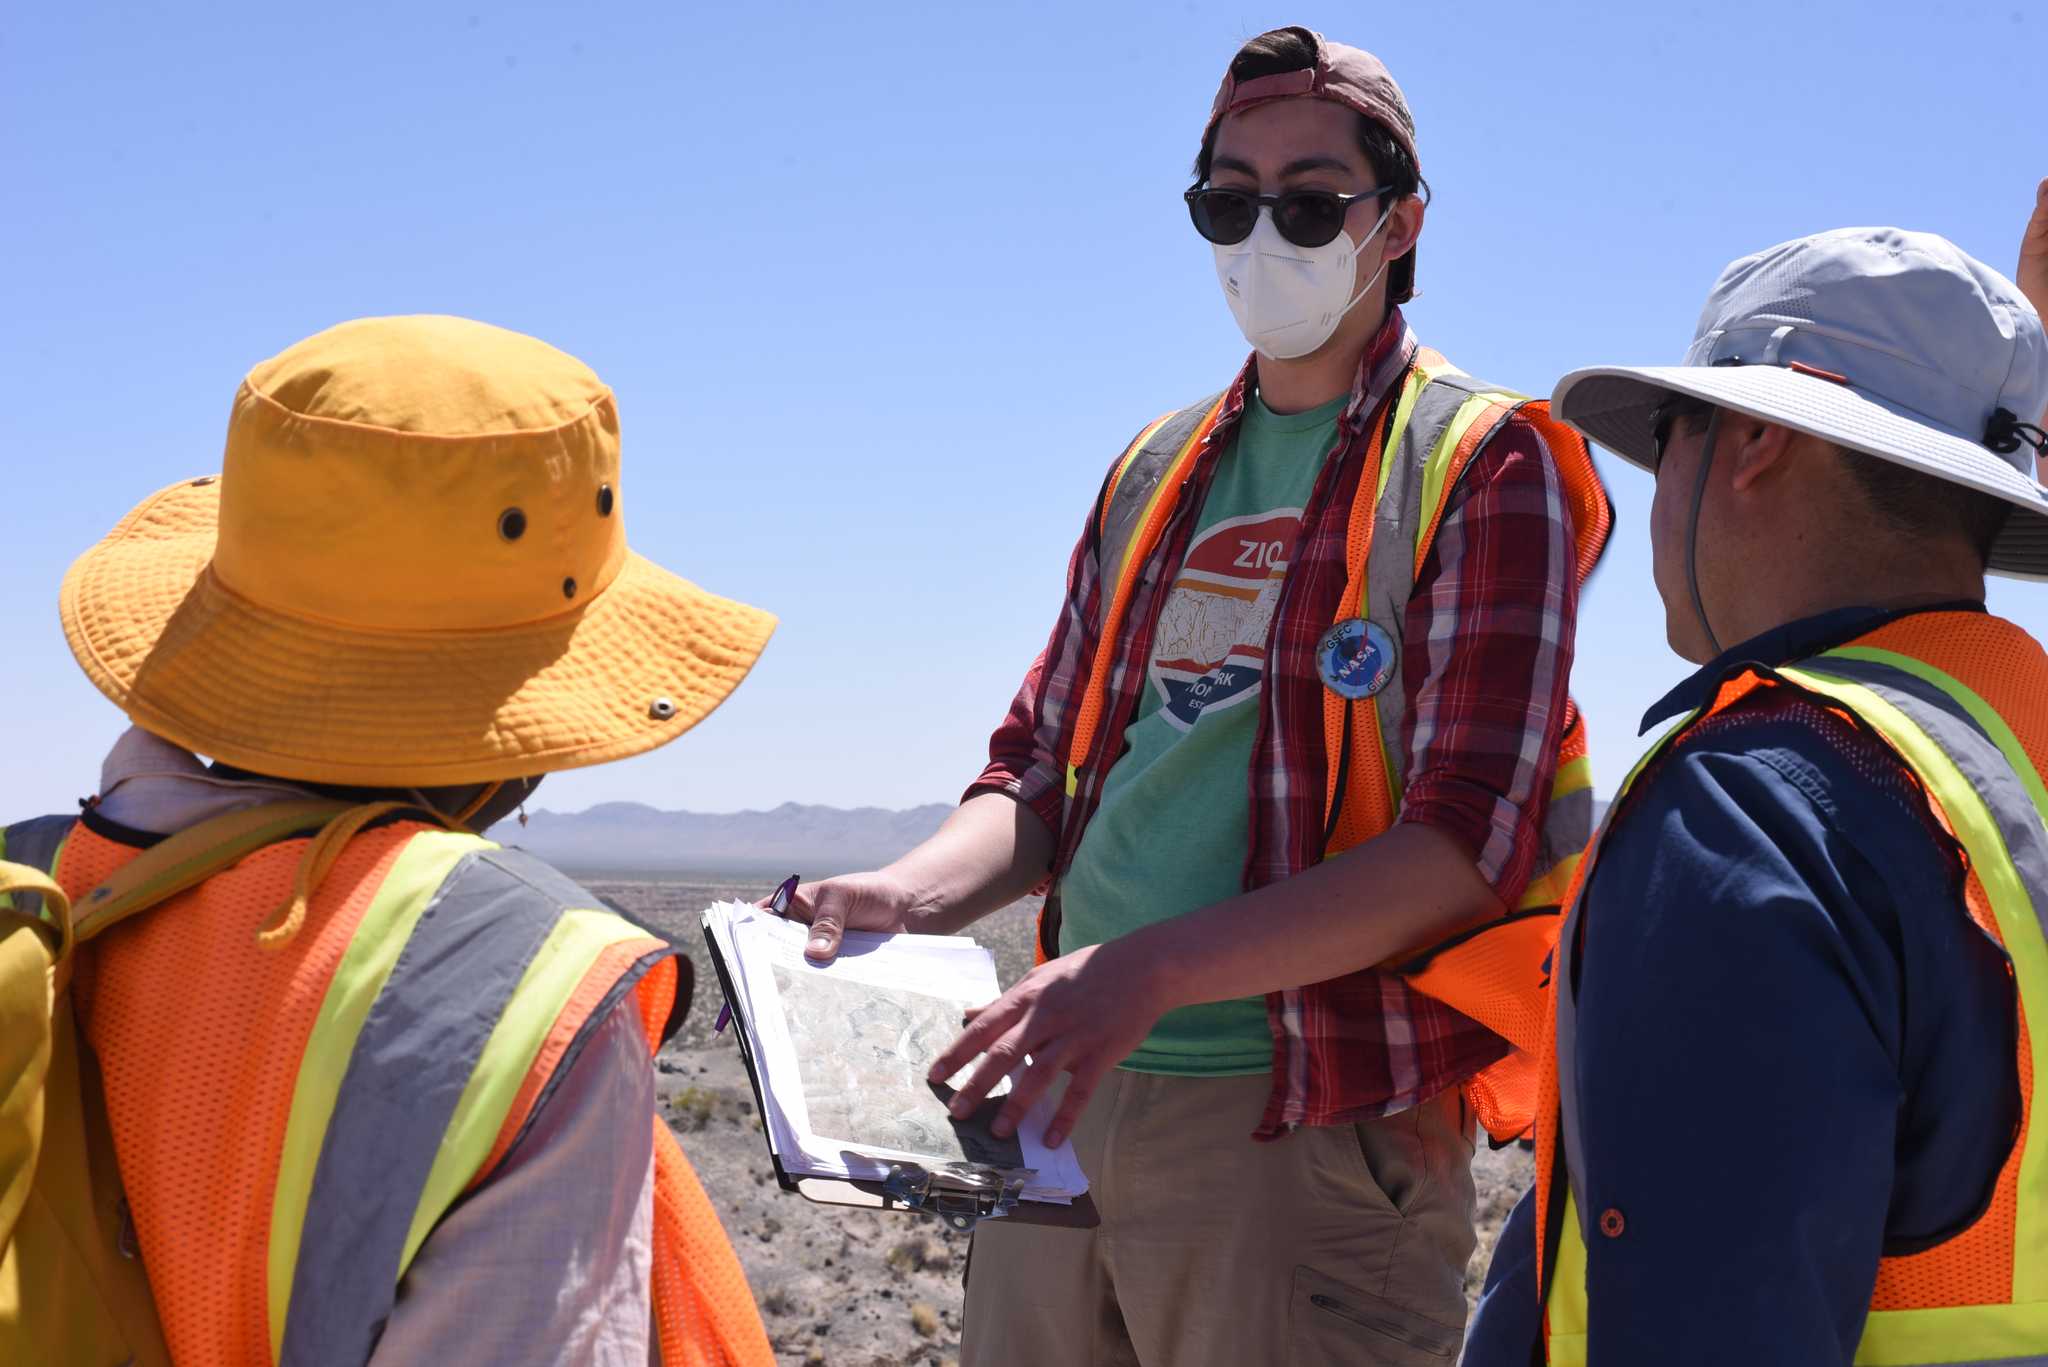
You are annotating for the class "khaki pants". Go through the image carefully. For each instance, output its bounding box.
[961,1071,1476,1367]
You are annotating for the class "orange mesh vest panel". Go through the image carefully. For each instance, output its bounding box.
[1534,613,2048,1362]
[41,814,771,1366]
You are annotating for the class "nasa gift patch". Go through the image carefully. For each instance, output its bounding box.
[1317,618,1396,700]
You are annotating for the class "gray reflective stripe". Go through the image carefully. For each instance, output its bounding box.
[1537,784,1595,879]
[280,846,597,1366]
[1084,397,1223,787]
[1363,375,1518,799]
[1096,396,1222,596]
[1795,655,2048,948]
[1797,655,1996,742]
[1,814,79,920]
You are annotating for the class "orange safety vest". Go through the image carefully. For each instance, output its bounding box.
[1534,611,2048,1363]
[1046,347,1613,1141]
[1,810,772,1367]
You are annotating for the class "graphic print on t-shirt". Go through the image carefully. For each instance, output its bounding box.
[1150,508,1302,730]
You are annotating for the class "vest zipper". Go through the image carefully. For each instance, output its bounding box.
[1322,697,1355,848]
[117,1196,139,1259]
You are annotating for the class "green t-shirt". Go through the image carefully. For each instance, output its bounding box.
[1059,389,1345,1074]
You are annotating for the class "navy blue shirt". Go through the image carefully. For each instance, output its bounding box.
[1464,605,2021,1366]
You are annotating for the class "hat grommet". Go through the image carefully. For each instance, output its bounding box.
[499,508,527,541]
[649,696,678,721]
[562,576,577,599]
[597,483,615,517]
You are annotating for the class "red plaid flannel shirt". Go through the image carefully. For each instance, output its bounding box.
[969,309,1579,1136]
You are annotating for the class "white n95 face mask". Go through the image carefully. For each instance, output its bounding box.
[1213,198,1398,361]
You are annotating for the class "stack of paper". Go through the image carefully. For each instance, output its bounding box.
[701,900,1089,1206]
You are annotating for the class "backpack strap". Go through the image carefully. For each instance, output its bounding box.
[0,861,73,962]
[69,799,357,946]
[0,860,173,1367]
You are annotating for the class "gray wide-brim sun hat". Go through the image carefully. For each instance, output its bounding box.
[1552,227,2048,578]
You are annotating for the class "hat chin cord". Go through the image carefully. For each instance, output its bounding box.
[449,780,506,827]
[256,780,516,950]
[1685,408,1728,660]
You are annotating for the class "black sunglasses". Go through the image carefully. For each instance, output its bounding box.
[1650,397,1716,473]
[1650,404,1680,472]
[1184,184,1398,249]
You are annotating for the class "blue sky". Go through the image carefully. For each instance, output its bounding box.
[4,0,2045,821]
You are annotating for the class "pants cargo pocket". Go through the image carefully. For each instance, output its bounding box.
[1289,1265,1460,1366]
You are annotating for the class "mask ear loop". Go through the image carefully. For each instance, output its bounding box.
[1685,408,1728,659]
[1332,196,1402,321]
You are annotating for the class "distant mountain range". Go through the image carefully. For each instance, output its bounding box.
[491,796,1612,878]
[486,800,954,876]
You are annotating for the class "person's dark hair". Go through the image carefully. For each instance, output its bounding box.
[1193,29,1428,305]
[1839,448,2010,568]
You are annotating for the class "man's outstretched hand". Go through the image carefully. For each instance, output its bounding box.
[776,871,923,962]
[925,941,1168,1150]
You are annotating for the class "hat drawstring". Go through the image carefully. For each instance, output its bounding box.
[257,800,456,950]
[450,780,505,827]
[1685,409,1728,659]
[1985,408,2048,460]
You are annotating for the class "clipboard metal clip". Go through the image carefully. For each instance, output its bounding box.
[881,1162,1035,1233]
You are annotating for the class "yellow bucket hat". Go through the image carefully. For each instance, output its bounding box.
[60,315,777,786]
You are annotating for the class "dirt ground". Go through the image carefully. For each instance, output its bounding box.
[595,878,1533,1367]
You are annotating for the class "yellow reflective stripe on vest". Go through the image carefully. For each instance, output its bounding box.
[266,827,483,1357]
[1552,752,1593,800]
[1357,386,1527,815]
[1369,364,1432,514]
[1547,656,2048,1365]
[1545,1191,1592,1363]
[1787,654,2048,1318]
[1338,365,1425,816]
[1411,389,1522,576]
[1521,754,1597,908]
[270,836,671,1362]
[1847,1305,2048,1366]
[400,903,651,1272]
[1540,709,1708,1353]
[1519,851,1582,914]
[1097,413,1173,541]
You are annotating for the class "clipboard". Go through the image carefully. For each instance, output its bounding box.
[701,921,1099,1233]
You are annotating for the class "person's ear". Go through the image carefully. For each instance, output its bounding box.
[1382,195,1424,261]
[1726,420,1797,494]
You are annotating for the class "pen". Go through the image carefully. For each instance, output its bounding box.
[714,873,799,1035]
